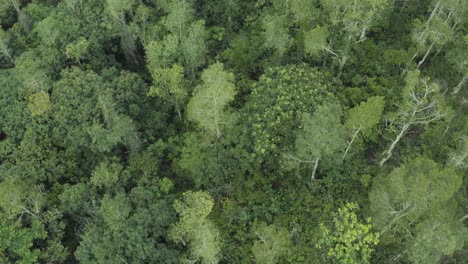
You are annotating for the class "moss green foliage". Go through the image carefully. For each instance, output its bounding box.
[0,0,466,263]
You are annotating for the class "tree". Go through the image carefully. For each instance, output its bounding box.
[319,0,389,74]
[181,20,207,75]
[316,203,379,264]
[169,191,221,264]
[343,96,385,160]
[163,0,194,38]
[148,64,187,119]
[145,34,179,71]
[90,160,123,190]
[252,223,291,264]
[369,157,466,263]
[34,16,61,46]
[0,28,14,65]
[105,0,138,66]
[447,115,468,169]
[75,184,179,263]
[262,14,292,59]
[187,62,236,138]
[0,218,46,264]
[446,34,468,95]
[27,91,51,116]
[0,0,30,31]
[246,64,333,164]
[88,92,140,153]
[304,26,332,58]
[65,37,90,64]
[410,0,465,69]
[287,103,346,180]
[379,70,448,166]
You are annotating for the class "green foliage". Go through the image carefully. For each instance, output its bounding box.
[288,102,346,179]
[27,91,51,116]
[343,96,385,159]
[187,62,236,138]
[0,1,466,263]
[145,34,179,70]
[262,14,292,58]
[246,64,333,162]
[304,26,330,57]
[148,64,187,116]
[75,185,178,263]
[181,20,207,73]
[316,203,379,264]
[369,157,466,262]
[65,37,90,63]
[0,28,14,65]
[296,103,345,160]
[251,223,291,264]
[170,191,221,264]
[90,160,123,189]
[345,96,385,135]
[0,219,46,264]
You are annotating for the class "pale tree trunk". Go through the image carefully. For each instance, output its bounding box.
[460,214,468,222]
[311,158,319,181]
[337,54,348,78]
[417,42,434,69]
[379,123,411,167]
[357,27,367,43]
[0,43,14,65]
[427,1,441,24]
[343,127,361,161]
[10,0,21,13]
[453,75,467,95]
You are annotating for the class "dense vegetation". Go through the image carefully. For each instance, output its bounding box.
[0,0,467,263]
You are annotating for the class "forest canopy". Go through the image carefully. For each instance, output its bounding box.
[0,0,467,263]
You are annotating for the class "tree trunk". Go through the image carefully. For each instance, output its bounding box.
[311,158,319,181]
[427,1,440,24]
[337,55,348,78]
[453,75,467,95]
[379,123,411,167]
[417,42,434,69]
[343,127,361,161]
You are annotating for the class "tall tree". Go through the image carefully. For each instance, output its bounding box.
[343,96,385,160]
[262,14,292,60]
[369,157,466,263]
[0,28,14,65]
[187,62,236,138]
[169,191,221,264]
[379,70,448,166]
[251,223,291,264]
[316,203,379,264]
[319,0,389,74]
[287,103,346,180]
[410,0,465,68]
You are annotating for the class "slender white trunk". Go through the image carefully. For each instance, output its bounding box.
[460,214,468,222]
[337,54,348,78]
[453,75,467,95]
[0,44,14,64]
[343,127,361,161]
[417,42,434,69]
[379,123,411,166]
[311,158,319,181]
[427,1,440,24]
